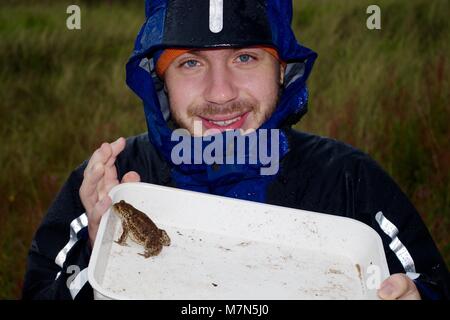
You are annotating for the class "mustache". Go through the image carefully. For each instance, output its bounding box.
[187,99,259,118]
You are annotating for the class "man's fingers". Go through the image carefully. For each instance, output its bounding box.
[111,136,126,156]
[378,274,408,300]
[99,179,119,200]
[85,142,112,174]
[86,137,124,174]
[79,163,105,212]
[98,171,140,200]
[92,195,112,222]
[97,170,140,205]
[398,277,421,300]
[84,137,125,197]
[378,274,418,300]
[103,137,126,185]
[105,137,126,167]
[83,162,105,193]
[121,171,141,183]
[398,290,421,300]
[88,195,112,247]
[378,282,398,300]
[81,138,126,247]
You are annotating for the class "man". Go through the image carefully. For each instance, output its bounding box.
[23,0,449,300]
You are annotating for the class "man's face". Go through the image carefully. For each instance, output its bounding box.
[164,48,284,136]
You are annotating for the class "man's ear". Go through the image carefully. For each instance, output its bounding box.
[163,81,168,93]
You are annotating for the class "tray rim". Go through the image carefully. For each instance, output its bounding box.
[88,182,390,300]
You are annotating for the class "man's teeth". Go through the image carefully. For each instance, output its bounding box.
[210,116,241,126]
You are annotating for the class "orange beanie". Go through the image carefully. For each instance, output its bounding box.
[156,46,286,77]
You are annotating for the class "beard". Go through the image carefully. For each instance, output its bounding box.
[187,99,256,119]
[169,94,279,135]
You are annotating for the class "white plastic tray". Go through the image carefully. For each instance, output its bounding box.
[88,182,390,300]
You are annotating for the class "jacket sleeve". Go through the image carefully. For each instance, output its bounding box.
[21,134,166,300]
[355,156,450,300]
[22,161,94,300]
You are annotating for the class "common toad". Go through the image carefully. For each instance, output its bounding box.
[112,200,171,258]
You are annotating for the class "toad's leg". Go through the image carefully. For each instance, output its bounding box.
[115,221,129,246]
[160,229,171,246]
[139,241,162,258]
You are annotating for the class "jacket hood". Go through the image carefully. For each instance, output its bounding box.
[126,0,317,197]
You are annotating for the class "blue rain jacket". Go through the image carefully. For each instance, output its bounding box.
[125,0,318,202]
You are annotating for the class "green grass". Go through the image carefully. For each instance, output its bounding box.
[293,0,450,265]
[0,0,449,299]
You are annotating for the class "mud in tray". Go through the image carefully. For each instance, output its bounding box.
[88,182,390,299]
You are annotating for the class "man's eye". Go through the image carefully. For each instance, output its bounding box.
[236,54,254,63]
[181,60,199,68]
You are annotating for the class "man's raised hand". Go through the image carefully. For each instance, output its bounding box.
[79,137,141,247]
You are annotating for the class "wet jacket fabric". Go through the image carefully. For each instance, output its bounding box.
[22,129,450,299]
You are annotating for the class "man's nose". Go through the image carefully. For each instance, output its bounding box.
[203,64,238,105]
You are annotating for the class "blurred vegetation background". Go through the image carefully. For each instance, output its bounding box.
[0,0,448,299]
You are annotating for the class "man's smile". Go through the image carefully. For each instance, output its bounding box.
[200,111,250,131]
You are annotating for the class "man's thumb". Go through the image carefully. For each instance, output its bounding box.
[121,171,141,183]
[378,274,410,300]
[378,281,396,299]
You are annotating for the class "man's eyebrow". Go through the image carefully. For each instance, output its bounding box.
[180,50,202,57]
[176,50,208,59]
[178,47,262,61]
